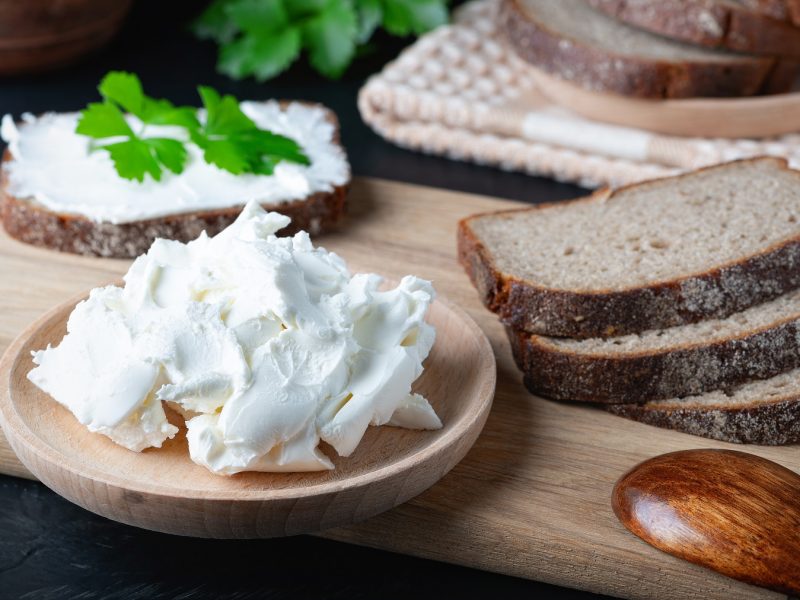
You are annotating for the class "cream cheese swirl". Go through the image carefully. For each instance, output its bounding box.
[28,201,440,474]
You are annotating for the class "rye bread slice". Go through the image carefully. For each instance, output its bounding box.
[588,0,800,59]
[0,103,349,258]
[458,158,800,339]
[606,369,800,444]
[508,289,800,404]
[498,0,797,98]
[740,0,800,26]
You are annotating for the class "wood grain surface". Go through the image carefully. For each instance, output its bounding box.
[0,178,796,600]
[0,285,495,537]
[529,66,800,139]
[613,449,800,595]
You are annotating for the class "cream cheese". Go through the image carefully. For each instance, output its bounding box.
[28,201,441,474]
[1,101,350,224]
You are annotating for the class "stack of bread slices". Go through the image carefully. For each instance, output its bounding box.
[458,157,800,444]
[499,0,800,99]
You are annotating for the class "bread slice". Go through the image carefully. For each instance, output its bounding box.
[588,0,800,59]
[498,0,798,98]
[0,102,349,258]
[740,0,800,26]
[1,187,347,258]
[458,158,800,339]
[508,289,800,403]
[607,368,800,444]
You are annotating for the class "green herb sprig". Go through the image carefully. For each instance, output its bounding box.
[191,0,449,81]
[76,71,310,182]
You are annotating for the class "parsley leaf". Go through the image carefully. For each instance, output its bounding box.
[76,71,310,182]
[99,138,188,183]
[76,72,196,182]
[226,0,288,28]
[285,0,328,18]
[101,139,163,182]
[76,102,134,139]
[192,0,240,43]
[193,86,310,175]
[218,0,301,81]
[381,0,448,36]
[97,71,147,115]
[198,86,254,133]
[355,0,382,43]
[192,0,449,81]
[219,29,302,81]
[302,0,358,79]
[146,138,189,175]
[99,71,200,129]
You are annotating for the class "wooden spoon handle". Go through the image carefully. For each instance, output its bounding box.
[613,449,800,595]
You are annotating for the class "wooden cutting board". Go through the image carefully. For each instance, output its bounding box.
[0,178,795,600]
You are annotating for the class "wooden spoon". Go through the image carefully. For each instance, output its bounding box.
[613,449,800,595]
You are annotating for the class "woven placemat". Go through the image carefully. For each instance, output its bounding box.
[359,0,800,188]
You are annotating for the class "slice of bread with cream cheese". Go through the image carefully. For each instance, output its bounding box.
[1,100,350,257]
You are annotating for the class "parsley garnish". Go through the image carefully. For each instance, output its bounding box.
[192,0,449,81]
[192,86,310,175]
[76,73,196,182]
[76,71,309,182]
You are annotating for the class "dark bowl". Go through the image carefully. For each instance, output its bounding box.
[0,0,133,75]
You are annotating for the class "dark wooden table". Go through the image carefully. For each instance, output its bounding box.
[0,1,609,598]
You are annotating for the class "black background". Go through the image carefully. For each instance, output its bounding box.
[0,1,607,598]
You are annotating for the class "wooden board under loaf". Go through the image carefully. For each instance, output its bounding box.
[0,178,794,600]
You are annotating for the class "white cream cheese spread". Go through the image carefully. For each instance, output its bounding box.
[27,201,441,474]
[1,101,349,224]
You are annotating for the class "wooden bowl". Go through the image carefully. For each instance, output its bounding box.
[0,0,133,75]
[0,289,495,538]
[528,67,800,139]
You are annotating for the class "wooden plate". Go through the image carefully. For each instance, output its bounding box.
[529,67,800,139]
[0,289,495,538]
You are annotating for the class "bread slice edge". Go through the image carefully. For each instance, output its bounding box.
[588,0,800,59]
[607,397,800,445]
[507,304,800,403]
[457,157,800,338]
[498,0,797,98]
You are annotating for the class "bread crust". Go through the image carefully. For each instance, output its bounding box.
[1,184,348,258]
[0,103,349,258]
[498,0,797,99]
[507,312,800,403]
[606,398,800,445]
[457,158,800,339]
[588,0,800,59]
[740,0,800,26]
